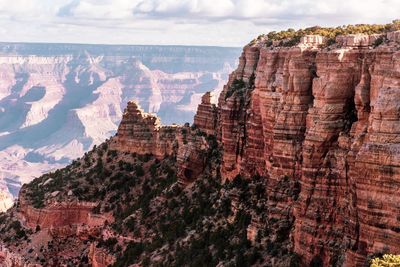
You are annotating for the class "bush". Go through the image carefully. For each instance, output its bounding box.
[225,79,246,99]
[135,164,145,177]
[113,242,144,267]
[371,254,400,267]
[310,255,323,267]
[98,237,118,252]
[373,36,385,47]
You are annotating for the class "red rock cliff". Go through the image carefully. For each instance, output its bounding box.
[215,32,400,266]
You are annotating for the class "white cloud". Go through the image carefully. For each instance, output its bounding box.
[133,0,236,18]
[59,0,138,19]
[0,0,398,46]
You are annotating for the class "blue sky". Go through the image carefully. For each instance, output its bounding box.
[0,0,399,47]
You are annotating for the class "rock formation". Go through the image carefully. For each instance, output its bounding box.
[109,101,178,158]
[110,31,400,265]
[193,92,217,135]
[17,198,111,232]
[215,31,400,266]
[176,135,209,185]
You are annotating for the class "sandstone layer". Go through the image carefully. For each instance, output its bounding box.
[193,92,218,135]
[215,32,400,266]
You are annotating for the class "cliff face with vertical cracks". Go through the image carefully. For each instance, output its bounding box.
[217,32,400,266]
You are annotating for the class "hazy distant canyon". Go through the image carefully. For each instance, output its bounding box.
[0,43,240,209]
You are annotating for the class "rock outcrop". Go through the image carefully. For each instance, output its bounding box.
[110,102,178,158]
[215,31,400,266]
[88,243,116,267]
[335,34,382,47]
[193,92,217,135]
[176,135,209,185]
[111,101,212,184]
[19,201,110,231]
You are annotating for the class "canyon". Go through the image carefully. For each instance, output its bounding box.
[0,26,400,267]
[0,43,240,210]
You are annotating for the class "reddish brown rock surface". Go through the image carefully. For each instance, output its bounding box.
[110,101,178,158]
[176,135,209,185]
[193,92,217,135]
[89,243,116,267]
[16,194,113,242]
[216,33,400,266]
[111,100,213,185]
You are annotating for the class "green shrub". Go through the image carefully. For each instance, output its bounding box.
[225,79,246,99]
[135,164,145,177]
[113,242,144,267]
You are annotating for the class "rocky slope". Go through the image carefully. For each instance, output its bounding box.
[0,43,240,210]
[1,24,400,267]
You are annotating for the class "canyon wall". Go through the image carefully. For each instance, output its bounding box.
[215,33,400,266]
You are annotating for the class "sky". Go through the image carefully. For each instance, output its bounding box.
[0,0,399,47]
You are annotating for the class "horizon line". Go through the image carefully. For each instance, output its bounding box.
[0,41,242,50]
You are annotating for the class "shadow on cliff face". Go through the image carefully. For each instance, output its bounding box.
[0,85,47,132]
[0,72,31,132]
[0,55,102,152]
[344,96,358,133]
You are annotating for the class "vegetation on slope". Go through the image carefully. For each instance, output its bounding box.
[250,20,400,47]
[0,129,301,266]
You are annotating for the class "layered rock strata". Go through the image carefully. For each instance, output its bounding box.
[176,135,209,185]
[111,101,210,184]
[109,102,178,158]
[215,32,400,266]
[17,196,112,238]
[193,92,218,135]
